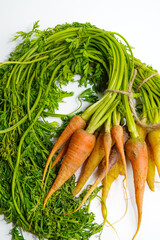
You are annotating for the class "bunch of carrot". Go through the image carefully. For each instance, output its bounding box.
[40,26,160,240]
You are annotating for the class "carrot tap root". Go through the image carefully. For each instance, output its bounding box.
[101,159,120,220]
[146,139,155,191]
[42,115,86,182]
[73,129,105,196]
[111,125,128,186]
[103,131,112,180]
[125,137,148,240]
[66,165,106,216]
[43,129,96,208]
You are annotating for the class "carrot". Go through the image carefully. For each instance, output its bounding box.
[108,128,129,171]
[42,115,86,181]
[66,152,124,217]
[147,129,160,177]
[103,131,112,178]
[136,123,147,140]
[73,129,105,196]
[146,139,155,191]
[101,127,129,219]
[101,157,124,219]
[70,164,106,215]
[51,141,69,168]
[66,156,107,216]
[125,138,148,240]
[43,129,96,207]
[68,129,129,217]
[111,125,127,184]
[67,157,119,237]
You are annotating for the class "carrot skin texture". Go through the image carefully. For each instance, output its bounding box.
[146,139,155,191]
[73,130,105,195]
[42,115,86,181]
[125,138,148,240]
[43,129,96,207]
[101,131,112,219]
[148,129,160,177]
[101,157,124,219]
[111,125,127,183]
[103,131,112,177]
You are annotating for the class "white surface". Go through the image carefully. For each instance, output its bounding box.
[0,1,160,240]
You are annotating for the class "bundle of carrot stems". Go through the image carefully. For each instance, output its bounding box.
[41,25,160,239]
[1,22,160,240]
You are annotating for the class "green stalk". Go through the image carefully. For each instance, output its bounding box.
[135,68,160,97]
[113,108,121,126]
[141,88,153,123]
[32,127,49,155]
[104,114,112,133]
[1,56,49,68]
[12,107,43,229]
[81,33,123,121]
[141,88,160,124]
[84,31,126,133]
[86,98,120,134]
[0,74,43,134]
[15,45,38,84]
[11,57,70,227]
[46,28,79,43]
[123,63,139,138]
[27,71,36,120]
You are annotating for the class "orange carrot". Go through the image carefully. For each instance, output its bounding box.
[108,128,129,171]
[125,138,148,240]
[68,129,129,217]
[148,129,160,177]
[42,115,86,181]
[73,129,105,196]
[111,125,127,183]
[43,129,96,207]
[146,139,155,191]
[51,141,69,168]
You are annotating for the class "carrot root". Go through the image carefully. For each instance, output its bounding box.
[42,115,86,182]
[125,138,148,240]
[103,131,112,178]
[43,129,96,208]
[73,129,105,196]
[148,129,160,178]
[146,139,155,191]
[111,125,127,185]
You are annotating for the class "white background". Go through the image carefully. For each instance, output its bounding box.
[0,0,160,240]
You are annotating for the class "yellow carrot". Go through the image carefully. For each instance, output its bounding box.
[148,129,160,177]
[146,139,155,191]
[101,157,124,219]
[73,129,105,195]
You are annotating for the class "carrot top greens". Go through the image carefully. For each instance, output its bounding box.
[0,21,160,240]
[0,21,107,240]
